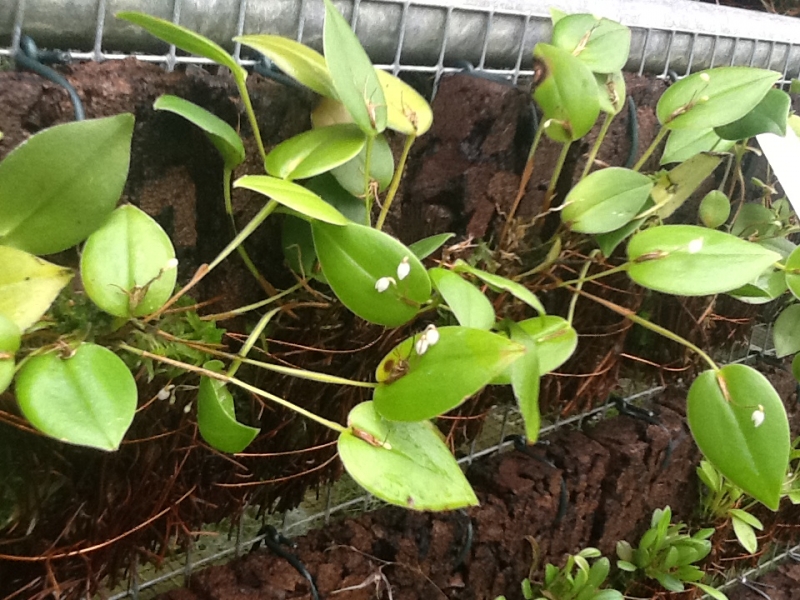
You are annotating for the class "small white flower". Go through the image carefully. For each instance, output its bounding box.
[164,258,179,270]
[415,336,430,356]
[699,95,710,103]
[423,324,440,346]
[375,276,396,293]
[687,238,704,254]
[397,256,411,281]
[699,72,710,83]
[751,405,765,428]
[183,403,192,414]
[157,385,174,401]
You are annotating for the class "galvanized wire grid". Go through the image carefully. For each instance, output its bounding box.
[1,0,799,597]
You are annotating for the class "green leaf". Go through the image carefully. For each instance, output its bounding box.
[282,216,317,278]
[593,591,624,600]
[731,516,758,553]
[784,245,800,301]
[509,326,541,442]
[118,12,246,80]
[595,209,648,257]
[532,43,601,142]
[312,221,431,327]
[376,70,433,136]
[15,344,137,451]
[453,260,545,314]
[728,262,787,305]
[562,168,653,234]
[651,153,722,220]
[661,128,735,165]
[715,88,790,141]
[698,190,731,229]
[697,460,721,492]
[731,203,779,238]
[0,314,20,394]
[338,401,478,510]
[657,67,780,130]
[305,172,367,224]
[265,124,366,181]
[197,361,259,454]
[409,233,455,260]
[373,326,525,421]
[429,268,495,330]
[153,95,245,170]
[235,34,336,97]
[234,175,349,225]
[331,131,394,196]
[729,508,763,529]
[596,71,626,115]
[492,315,578,385]
[323,0,386,134]
[0,114,134,255]
[693,583,729,600]
[80,205,177,318]
[551,14,631,73]
[626,225,781,296]
[0,246,73,332]
[773,304,800,358]
[687,364,790,510]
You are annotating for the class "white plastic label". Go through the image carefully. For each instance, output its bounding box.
[757,128,800,216]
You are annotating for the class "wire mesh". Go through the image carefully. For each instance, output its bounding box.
[2,0,799,597]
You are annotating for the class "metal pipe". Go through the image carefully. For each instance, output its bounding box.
[2,0,800,76]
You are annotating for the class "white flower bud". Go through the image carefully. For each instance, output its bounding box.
[164,258,179,270]
[751,406,765,428]
[397,256,411,281]
[424,324,440,346]
[375,276,396,293]
[699,72,710,83]
[415,336,430,356]
[157,385,174,401]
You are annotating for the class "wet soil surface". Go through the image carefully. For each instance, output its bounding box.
[154,364,800,600]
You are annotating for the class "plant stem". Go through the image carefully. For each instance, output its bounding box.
[501,124,544,246]
[555,262,630,288]
[581,113,615,180]
[223,168,276,295]
[119,344,347,433]
[376,133,416,231]
[363,134,375,226]
[227,307,281,378]
[145,200,278,322]
[566,250,599,325]
[540,141,572,217]
[568,285,719,372]
[200,282,305,321]
[234,73,268,167]
[632,126,668,172]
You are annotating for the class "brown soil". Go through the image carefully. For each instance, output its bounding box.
[154,363,800,600]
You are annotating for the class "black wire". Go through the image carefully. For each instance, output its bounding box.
[252,525,321,600]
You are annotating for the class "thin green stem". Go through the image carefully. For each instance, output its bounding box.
[200,282,305,321]
[234,73,268,167]
[224,168,275,295]
[227,307,280,378]
[632,126,668,172]
[566,250,599,325]
[569,286,719,372]
[376,133,416,231]
[539,141,571,217]
[555,262,630,289]
[363,134,375,226]
[581,113,615,181]
[119,343,347,433]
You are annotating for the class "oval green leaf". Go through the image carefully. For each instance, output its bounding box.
[533,43,601,143]
[660,128,734,165]
[323,0,386,134]
[118,12,246,81]
[0,114,134,255]
[409,232,455,260]
[235,34,336,98]
[687,364,790,510]
[0,314,20,394]
[373,326,525,421]
[312,221,431,327]
[197,361,259,454]
[154,95,245,170]
[338,401,478,510]
[714,88,790,141]
[626,225,780,296]
[265,124,366,181]
[508,326,541,442]
[657,67,780,130]
[562,167,652,234]
[596,71,627,115]
[698,190,731,229]
[773,304,800,358]
[551,14,631,73]
[376,70,433,136]
[15,344,137,451]
[331,132,394,195]
[731,203,779,239]
[429,267,495,330]
[784,245,800,301]
[234,175,349,225]
[453,260,545,315]
[81,205,177,318]
[0,245,73,332]
[491,315,577,385]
